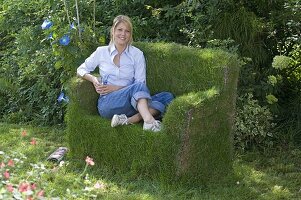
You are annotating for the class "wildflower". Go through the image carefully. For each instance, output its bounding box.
[6,184,14,192]
[85,156,95,166]
[57,92,69,103]
[84,186,92,191]
[22,130,27,137]
[272,55,291,70]
[266,94,278,104]
[59,161,65,167]
[70,22,76,30]
[31,183,37,190]
[3,170,10,179]
[267,75,277,86]
[19,182,30,193]
[59,35,71,46]
[47,33,53,40]
[94,181,105,189]
[41,19,53,30]
[30,138,37,145]
[7,159,14,167]
[0,162,5,168]
[37,190,45,197]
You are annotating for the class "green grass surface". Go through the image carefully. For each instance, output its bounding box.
[1,123,301,199]
[66,42,240,185]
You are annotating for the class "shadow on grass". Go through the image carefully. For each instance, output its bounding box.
[1,123,301,199]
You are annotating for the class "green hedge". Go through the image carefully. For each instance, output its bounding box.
[66,42,241,185]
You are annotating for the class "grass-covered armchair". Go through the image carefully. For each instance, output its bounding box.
[66,42,240,185]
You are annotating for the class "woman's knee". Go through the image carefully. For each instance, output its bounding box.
[131,82,149,92]
[163,92,174,102]
[152,92,174,105]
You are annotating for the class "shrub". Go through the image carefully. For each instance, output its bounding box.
[272,45,301,144]
[234,93,275,151]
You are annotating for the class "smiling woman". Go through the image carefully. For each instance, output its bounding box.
[76,15,174,132]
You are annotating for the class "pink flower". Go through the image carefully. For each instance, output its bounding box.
[31,183,37,190]
[21,130,27,137]
[7,159,14,167]
[30,138,37,145]
[94,181,105,189]
[6,184,14,192]
[3,170,10,179]
[37,190,45,197]
[85,156,95,166]
[18,182,30,193]
[0,162,5,168]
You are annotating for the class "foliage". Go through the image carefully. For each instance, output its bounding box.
[234,93,275,151]
[0,0,300,150]
[0,0,65,125]
[270,45,301,144]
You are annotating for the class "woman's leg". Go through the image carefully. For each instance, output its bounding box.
[98,82,151,119]
[127,108,159,124]
[127,92,174,124]
[136,99,156,123]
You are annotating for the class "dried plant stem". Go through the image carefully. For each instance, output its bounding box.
[75,0,81,40]
[63,0,71,26]
[93,0,96,32]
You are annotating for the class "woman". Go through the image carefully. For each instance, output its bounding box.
[77,15,174,132]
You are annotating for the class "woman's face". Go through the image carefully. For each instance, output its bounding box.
[113,22,131,47]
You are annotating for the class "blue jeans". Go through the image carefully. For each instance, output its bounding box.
[97,82,174,119]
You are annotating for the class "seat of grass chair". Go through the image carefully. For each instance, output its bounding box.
[66,42,241,185]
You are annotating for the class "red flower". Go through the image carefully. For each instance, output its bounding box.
[21,130,27,137]
[30,138,37,145]
[0,162,5,168]
[85,156,95,166]
[3,170,10,179]
[6,184,14,192]
[7,159,14,167]
[19,182,30,193]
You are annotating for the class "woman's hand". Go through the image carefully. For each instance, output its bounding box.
[92,79,123,95]
[87,75,123,95]
[96,84,121,95]
[92,77,102,94]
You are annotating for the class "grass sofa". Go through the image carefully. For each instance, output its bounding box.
[66,42,241,185]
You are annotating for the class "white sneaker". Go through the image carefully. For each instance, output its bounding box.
[143,120,162,132]
[111,114,129,127]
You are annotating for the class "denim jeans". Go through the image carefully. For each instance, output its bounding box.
[97,82,174,119]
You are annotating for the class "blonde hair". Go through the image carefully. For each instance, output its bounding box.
[109,15,133,45]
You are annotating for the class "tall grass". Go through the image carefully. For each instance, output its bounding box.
[213,7,269,67]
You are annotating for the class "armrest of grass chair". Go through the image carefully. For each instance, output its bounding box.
[66,42,241,185]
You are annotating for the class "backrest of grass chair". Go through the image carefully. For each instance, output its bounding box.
[135,42,234,96]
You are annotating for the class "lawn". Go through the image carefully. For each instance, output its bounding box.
[1,123,301,199]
